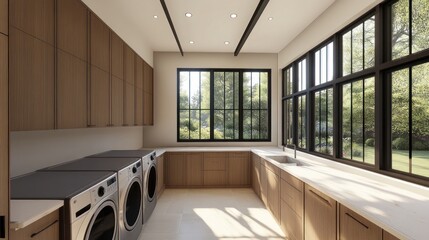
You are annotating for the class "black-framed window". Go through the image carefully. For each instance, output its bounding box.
[390,62,429,178]
[342,15,375,76]
[390,0,429,60]
[283,66,293,96]
[283,98,293,145]
[178,69,271,142]
[314,88,334,155]
[315,42,334,86]
[297,95,307,149]
[297,59,307,91]
[341,77,375,164]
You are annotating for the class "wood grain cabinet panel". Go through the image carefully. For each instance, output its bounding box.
[135,57,143,89]
[143,92,153,125]
[339,204,382,240]
[111,76,123,126]
[281,200,303,240]
[165,153,186,187]
[10,209,59,240]
[56,50,87,129]
[111,31,123,79]
[10,28,55,131]
[143,61,153,94]
[0,33,8,240]
[90,13,109,71]
[124,45,135,85]
[135,57,143,125]
[203,153,227,170]
[156,154,164,197]
[383,230,400,240]
[57,0,87,60]
[124,82,135,126]
[305,184,337,240]
[280,175,304,240]
[228,152,250,186]
[90,67,110,127]
[186,153,203,186]
[251,153,261,197]
[260,165,268,206]
[10,0,54,44]
[204,171,227,186]
[267,168,280,223]
[0,0,7,35]
[281,179,303,218]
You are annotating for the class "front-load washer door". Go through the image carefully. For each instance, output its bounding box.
[124,179,142,230]
[147,165,157,202]
[85,200,117,240]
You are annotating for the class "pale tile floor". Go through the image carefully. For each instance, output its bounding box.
[138,188,285,240]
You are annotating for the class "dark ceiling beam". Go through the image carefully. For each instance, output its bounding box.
[234,0,270,56]
[160,0,184,56]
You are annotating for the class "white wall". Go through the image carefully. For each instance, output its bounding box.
[143,52,278,147]
[10,127,143,177]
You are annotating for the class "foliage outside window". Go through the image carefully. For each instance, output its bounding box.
[342,15,375,76]
[283,99,293,145]
[314,88,334,155]
[178,69,271,142]
[341,77,375,164]
[297,95,307,149]
[391,62,429,177]
[283,67,293,96]
[315,42,334,86]
[391,0,429,60]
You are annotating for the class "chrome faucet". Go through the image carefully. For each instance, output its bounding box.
[283,144,297,159]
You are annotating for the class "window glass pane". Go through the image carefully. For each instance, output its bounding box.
[260,110,269,140]
[352,23,364,73]
[392,63,429,178]
[321,46,327,84]
[261,72,269,109]
[252,110,260,139]
[392,0,410,60]
[225,72,234,109]
[189,110,200,139]
[243,110,252,139]
[214,110,224,139]
[252,72,260,109]
[343,31,352,76]
[315,92,320,152]
[412,0,429,54]
[243,72,252,109]
[298,59,307,91]
[201,72,210,109]
[327,42,334,81]
[179,110,190,140]
[283,67,293,96]
[298,95,306,148]
[364,78,376,164]
[283,99,293,145]
[315,51,320,86]
[364,16,376,69]
[352,80,364,162]
[225,110,235,139]
[201,110,210,139]
[179,72,190,109]
[314,88,334,155]
[342,83,352,159]
[214,72,224,109]
[315,42,334,86]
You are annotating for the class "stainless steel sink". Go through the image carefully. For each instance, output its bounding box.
[267,155,300,165]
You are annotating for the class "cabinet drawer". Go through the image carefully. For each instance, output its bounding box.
[339,204,382,240]
[10,209,60,240]
[281,179,303,218]
[281,170,303,192]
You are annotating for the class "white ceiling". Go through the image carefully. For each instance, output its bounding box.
[83,0,336,54]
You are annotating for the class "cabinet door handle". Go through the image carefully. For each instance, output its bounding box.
[30,220,58,238]
[309,189,331,207]
[345,212,369,229]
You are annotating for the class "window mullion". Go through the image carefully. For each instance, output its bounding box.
[210,70,215,140]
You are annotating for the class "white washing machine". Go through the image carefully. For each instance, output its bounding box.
[41,157,143,240]
[89,149,157,224]
[11,171,119,240]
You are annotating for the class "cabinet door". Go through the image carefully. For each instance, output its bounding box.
[383,230,400,240]
[251,154,261,197]
[57,50,87,129]
[165,153,186,186]
[10,28,55,131]
[228,152,250,186]
[90,13,109,72]
[10,0,54,44]
[156,154,164,197]
[0,0,7,35]
[260,164,268,206]
[90,67,110,127]
[267,169,280,223]
[57,0,87,60]
[111,76,123,126]
[10,209,59,240]
[0,34,8,240]
[204,171,227,186]
[305,184,337,240]
[339,204,382,240]
[186,153,203,186]
[135,57,143,125]
[143,61,153,94]
[143,92,153,125]
[124,82,135,126]
[111,31,123,79]
[203,152,227,170]
[280,177,304,240]
[124,45,135,85]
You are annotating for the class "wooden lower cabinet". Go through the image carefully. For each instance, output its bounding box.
[267,166,280,223]
[203,152,227,186]
[165,153,186,187]
[304,184,337,240]
[228,152,250,186]
[186,153,203,186]
[251,153,261,197]
[260,163,268,206]
[10,209,60,240]
[383,230,400,240]
[280,171,304,240]
[339,204,382,240]
[156,154,164,198]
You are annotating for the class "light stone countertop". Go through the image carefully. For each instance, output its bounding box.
[153,146,429,240]
[10,199,63,230]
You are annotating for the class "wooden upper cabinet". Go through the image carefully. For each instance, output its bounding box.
[56,50,87,129]
[143,61,153,94]
[124,45,135,84]
[135,57,143,125]
[339,204,382,240]
[228,152,250,186]
[143,61,154,125]
[10,28,55,131]
[57,0,87,60]
[0,0,7,35]
[135,57,143,89]
[90,67,110,127]
[0,33,9,240]
[111,31,123,79]
[124,82,135,126]
[111,76,123,126]
[90,13,109,72]
[10,0,54,44]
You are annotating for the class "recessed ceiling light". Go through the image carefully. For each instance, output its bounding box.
[224,41,230,45]
[230,13,237,19]
[153,15,158,19]
[268,17,273,21]
[185,12,192,17]
[189,41,195,44]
